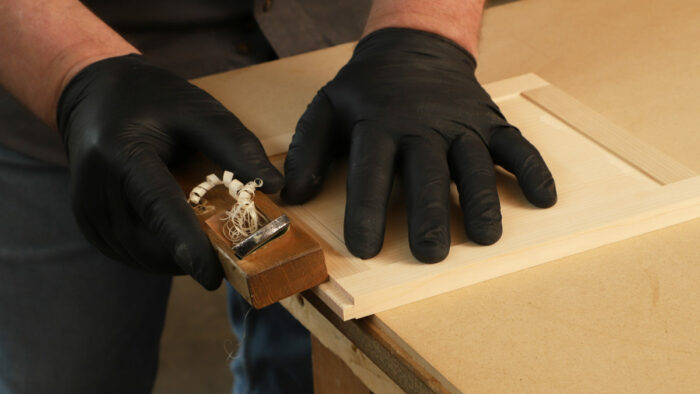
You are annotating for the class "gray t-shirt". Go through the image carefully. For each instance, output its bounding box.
[0,0,370,165]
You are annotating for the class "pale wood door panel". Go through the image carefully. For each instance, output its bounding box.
[284,74,699,320]
[195,65,699,321]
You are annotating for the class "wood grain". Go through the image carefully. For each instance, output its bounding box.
[522,85,696,185]
[190,2,700,389]
[174,157,327,309]
[190,72,700,319]
[192,43,355,157]
[378,1,700,391]
[311,336,371,394]
[271,77,700,320]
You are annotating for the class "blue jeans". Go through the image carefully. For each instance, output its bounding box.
[228,288,313,394]
[0,145,312,393]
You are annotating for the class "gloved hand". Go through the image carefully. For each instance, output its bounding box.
[282,28,557,263]
[57,54,283,289]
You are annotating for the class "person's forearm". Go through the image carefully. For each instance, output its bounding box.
[364,0,485,57]
[0,0,138,128]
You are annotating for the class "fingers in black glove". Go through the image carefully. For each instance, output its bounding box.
[122,151,223,288]
[282,28,557,263]
[488,126,557,208]
[282,91,340,203]
[58,55,282,289]
[180,104,283,194]
[449,132,503,246]
[401,135,452,263]
[344,122,397,259]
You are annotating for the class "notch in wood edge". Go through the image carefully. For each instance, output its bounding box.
[313,283,353,320]
[485,73,549,102]
[326,276,357,304]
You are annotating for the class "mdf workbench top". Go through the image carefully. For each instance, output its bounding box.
[192,0,700,391]
[372,0,700,391]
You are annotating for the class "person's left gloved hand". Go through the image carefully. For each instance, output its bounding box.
[282,28,557,263]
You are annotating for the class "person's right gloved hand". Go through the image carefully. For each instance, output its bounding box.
[282,28,557,263]
[57,54,283,290]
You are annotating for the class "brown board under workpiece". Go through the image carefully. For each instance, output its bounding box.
[193,56,700,320]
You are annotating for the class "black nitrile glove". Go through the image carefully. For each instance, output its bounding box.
[57,54,283,289]
[282,28,557,263]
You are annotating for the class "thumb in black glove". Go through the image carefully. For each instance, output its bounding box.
[282,28,556,263]
[57,54,283,289]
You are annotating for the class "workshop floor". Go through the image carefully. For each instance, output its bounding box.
[152,276,236,394]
